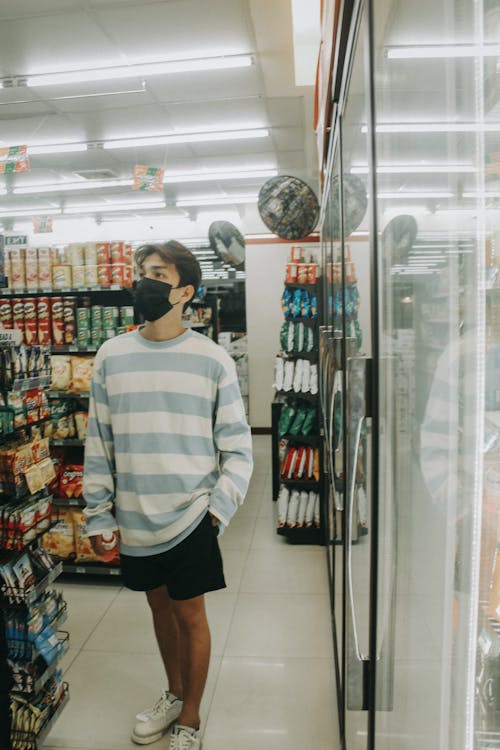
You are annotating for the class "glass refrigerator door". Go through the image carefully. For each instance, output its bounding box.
[371,0,495,748]
[341,5,374,748]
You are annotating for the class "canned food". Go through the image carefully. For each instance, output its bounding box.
[52,264,72,289]
[23,298,38,347]
[50,297,64,346]
[37,297,51,346]
[97,264,111,288]
[96,242,111,265]
[84,265,98,287]
[110,264,127,287]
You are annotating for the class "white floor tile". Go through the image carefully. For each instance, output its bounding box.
[82,587,237,658]
[44,651,221,750]
[240,548,329,594]
[54,581,121,650]
[218,514,256,551]
[203,657,339,750]
[224,593,334,658]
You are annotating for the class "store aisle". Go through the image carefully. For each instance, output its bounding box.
[44,436,338,750]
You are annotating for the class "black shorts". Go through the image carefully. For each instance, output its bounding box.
[120,512,226,600]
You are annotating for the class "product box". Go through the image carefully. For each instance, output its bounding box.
[37,297,51,346]
[64,243,84,266]
[25,248,39,289]
[23,298,37,347]
[84,242,98,266]
[72,265,85,288]
[8,249,26,290]
[84,265,98,287]
[97,264,111,288]
[52,264,72,289]
[96,242,111,265]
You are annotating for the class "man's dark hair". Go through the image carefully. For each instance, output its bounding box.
[135,240,202,309]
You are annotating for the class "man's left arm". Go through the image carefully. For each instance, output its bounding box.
[209,359,253,529]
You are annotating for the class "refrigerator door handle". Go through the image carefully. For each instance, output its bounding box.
[347,414,365,662]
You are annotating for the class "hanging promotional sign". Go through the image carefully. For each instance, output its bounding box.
[0,145,30,174]
[133,165,165,192]
[32,215,53,233]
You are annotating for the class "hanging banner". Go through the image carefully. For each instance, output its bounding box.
[0,145,30,174]
[33,216,53,233]
[133,165,165,192]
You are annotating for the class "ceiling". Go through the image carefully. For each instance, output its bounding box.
[0,0,318,242]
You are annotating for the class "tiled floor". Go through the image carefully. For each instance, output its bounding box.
[43,436,339,750]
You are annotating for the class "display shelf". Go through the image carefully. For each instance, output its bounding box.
[0,286,132,296]
[0,417,51,445]
[277,525,323,545]
[0,515,57,558]
[51,346,98,354]
[48,391,90,399]
[281,351,319,362]
[278,479,320,491]
[50,439,84,447]
[284,282,319,292]
[11,683,70,750]
[52,496,84,508]
[280,434,322,446]
[1,562,63,607]
[283,316,318,328]
[11,632,69,696]
[62,562,122,576]
[10,377,51,394]
[275,390,319,403]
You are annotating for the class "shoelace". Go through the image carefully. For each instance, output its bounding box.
[170,727,197,750]
[146,693,171,719]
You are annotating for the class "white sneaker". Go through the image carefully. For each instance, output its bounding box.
[132,691,183,745]
[169,724,201,750]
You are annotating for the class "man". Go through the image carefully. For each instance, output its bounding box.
[83,240,253,750]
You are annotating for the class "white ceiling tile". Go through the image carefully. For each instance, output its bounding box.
[146,67,262,104]
[93,0,252,59]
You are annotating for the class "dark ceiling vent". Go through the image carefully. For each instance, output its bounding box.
[73,169,118,180]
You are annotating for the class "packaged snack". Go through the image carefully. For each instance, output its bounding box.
[297,263,309,284]
[0,299,13,329]
[84,265,98,286]
[73,510,120,564]
[293,359,303,393]
[96,242,111,265]
[12,553,36,594]
[51,356,72,391]
[278,404,295,436]
[37,297,51,346]
[24,463,45,494]
[33,624,61,665]
[70,356,94,392]
[314,493,321,527]
[291,289,302,318]
[11,299,25,345]
[283,360,294,392]
[25,249,39,289]
[277,486,290,528]
[23,298,37,346]
[44,507,77,557]
[293,321,304,353]
[102,306,119,328]
[290,246,302,262]
[59,464,84,499]
[38,457,56,487]
[310,364,319,395]
[97,264,111,288]
[273,357,284,392]
[74,411,89,441]
[296,491,309,528]
[313,449,320,481]
[63,297,77,345]
[72,265,85,288]
[286,491,300,527]
[293,447,306,479]
[301,407,316,436]
[281,288,292,317]
[301,290,312,318]
[64,243,84,266]
[120,306,134,326]
[285,263,298,283]
[305,491,316,527]
[301,359,311,393]
[311,295,318,318]
[84,242,98,266]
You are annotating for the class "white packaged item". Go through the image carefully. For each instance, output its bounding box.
[277,486,290,527]
[287,448,298,479]
[305,491,316,527]
[287,323,294,352]
[297,491,309,528]
[314,493,321,527]
[283,360,294,392]
[296,322,304,352]
[301,359,311,393]
[293,358,303,392]
[273,356,284,391]
[295,447,307,479]
[310,364,319,395]
[304,327,314,352]
[286,491,300,527]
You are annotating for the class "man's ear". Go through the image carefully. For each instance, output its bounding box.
[182,284,196,304]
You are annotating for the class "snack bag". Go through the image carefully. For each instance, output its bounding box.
[51,356,72,391]
[59,464,84,499]
[42,509,75,560]
[73,510,120,565]
[74,412,89,441]
[70,356,94,392]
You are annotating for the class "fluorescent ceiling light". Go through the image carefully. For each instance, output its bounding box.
[379,191,454,199]
[0,207,61,217]
[169,168,277,183]
[387,44,500,59]
[15,178,133,194]
[463,191,500,198]
[0,188,7,196]
[13,168,277,195]
[28,142,87,155]
[362,123,500,134]
[17,55,252,87]
[351,163,475,174]
[103,128,269,150]
[177,194,257,207]
[64,201,166,214]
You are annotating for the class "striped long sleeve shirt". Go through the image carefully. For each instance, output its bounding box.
[82,328,253,556]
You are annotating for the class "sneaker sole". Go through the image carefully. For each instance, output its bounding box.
[131,729,167,745]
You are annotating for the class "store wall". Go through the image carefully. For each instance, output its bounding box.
[245,242,319,428]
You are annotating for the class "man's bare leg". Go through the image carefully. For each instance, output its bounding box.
[146,585,184,699]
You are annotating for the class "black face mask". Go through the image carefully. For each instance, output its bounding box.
[133,277,181,322]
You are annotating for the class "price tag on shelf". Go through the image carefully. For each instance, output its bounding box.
[0,328,22,346]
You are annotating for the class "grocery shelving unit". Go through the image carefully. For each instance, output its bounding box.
[0,337,69,750]
[271,276,325,544]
